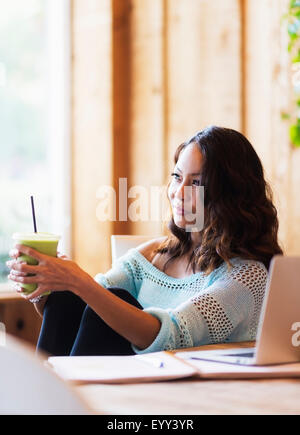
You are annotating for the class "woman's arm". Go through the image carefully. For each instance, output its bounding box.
[33,251,71,317]
[130,259,268,354]
[7,244,162,350]
[71,274,162,351]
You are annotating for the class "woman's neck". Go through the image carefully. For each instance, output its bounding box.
[190,231,202,250]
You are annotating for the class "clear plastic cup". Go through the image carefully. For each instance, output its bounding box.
[12,232,61,295]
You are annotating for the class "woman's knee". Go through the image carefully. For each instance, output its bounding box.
[43,290,86,317]
[79,287,143,331]
[80,287,142,327]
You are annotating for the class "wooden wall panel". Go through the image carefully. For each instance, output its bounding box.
[112,0,132,237]
[166,0,242,175]
[72,0,113,276]
[128,0,166,236]
[244,0,300,255]
[244,0,274,180]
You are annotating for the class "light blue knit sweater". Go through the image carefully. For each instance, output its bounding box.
[93,248,268,354]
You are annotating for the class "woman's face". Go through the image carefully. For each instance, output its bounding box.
[167,143,204,230]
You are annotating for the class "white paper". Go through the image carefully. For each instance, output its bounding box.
[47,351,196,384]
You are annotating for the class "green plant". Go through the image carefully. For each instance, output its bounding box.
[281,0,300,147]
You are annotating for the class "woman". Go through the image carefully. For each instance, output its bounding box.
[7,126,283,356]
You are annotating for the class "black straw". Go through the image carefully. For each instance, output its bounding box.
[30,195,37,233]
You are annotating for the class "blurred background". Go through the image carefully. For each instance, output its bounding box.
[0,0,70,286]
[0,0,299,344]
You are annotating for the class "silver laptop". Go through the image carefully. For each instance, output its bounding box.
[187,255,300,366]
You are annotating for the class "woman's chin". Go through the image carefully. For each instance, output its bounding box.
[173,215,198,231]
[173,216,188,229]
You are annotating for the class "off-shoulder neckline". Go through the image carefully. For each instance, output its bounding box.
[126,247,244,283]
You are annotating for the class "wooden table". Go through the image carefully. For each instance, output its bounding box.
[75,342,300,415]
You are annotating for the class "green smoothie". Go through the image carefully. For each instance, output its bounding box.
[12,232,61,295]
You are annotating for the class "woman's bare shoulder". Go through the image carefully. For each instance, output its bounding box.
[136,236,168,261]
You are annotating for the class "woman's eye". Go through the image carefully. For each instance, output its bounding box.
[170,172,180,181]
[171,173,200,186]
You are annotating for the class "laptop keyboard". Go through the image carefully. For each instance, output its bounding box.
[226,352,254,358]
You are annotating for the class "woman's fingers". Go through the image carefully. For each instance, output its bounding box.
[6,259,28,278]
[9,248,20,259]
[9,269,27,277]
[6,259,40,274]
[7,260,39,283]
[15,244,45,262]
[8,272,40,284]
[10,281,44,302]
[12,282,22,292]
[57,252,69,260]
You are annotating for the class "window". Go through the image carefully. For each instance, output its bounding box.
[0,0,71,287]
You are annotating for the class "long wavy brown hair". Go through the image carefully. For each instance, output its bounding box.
[153,126,284,275]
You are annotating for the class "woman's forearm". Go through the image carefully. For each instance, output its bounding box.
[71,274,161,351]
[7,247,161,349]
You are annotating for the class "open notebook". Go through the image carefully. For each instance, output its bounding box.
[46,350,300,384]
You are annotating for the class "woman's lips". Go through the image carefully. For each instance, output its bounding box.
[174,206,185,216]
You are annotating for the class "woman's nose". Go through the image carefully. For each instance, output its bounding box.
[174,183,184,201]
[175,182,191,202]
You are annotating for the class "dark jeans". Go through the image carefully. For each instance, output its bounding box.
[36,287,143,357]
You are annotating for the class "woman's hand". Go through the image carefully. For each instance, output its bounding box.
[6,244,90,301]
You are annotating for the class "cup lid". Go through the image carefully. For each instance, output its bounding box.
[12,232,61,241]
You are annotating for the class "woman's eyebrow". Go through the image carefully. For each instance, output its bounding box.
[175,166,201,176]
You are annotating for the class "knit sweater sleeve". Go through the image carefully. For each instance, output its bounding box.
[93,249,138,299]
[131,259,268,354]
